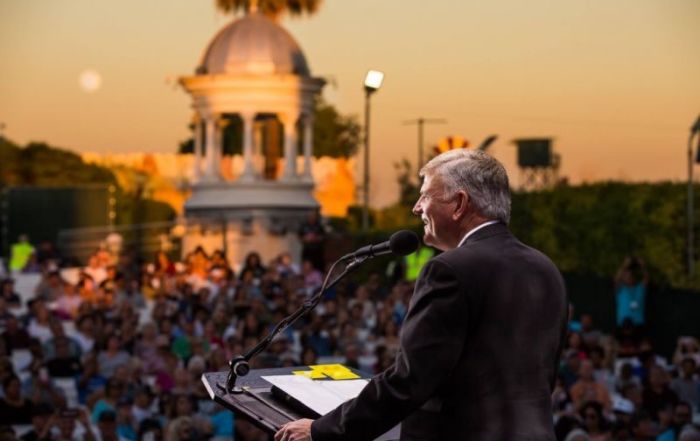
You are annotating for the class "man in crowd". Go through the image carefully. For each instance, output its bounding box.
[671,357,700,411]
[615,256,648,328]
[9,234,35,272]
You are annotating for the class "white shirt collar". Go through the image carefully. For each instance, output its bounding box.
[457,220,500,248]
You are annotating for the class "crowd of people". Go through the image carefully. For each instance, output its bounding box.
[0,235,416,441]
[0,238,698,441]
[554,312,700,441]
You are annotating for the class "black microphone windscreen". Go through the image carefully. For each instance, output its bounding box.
[389,230,420,256]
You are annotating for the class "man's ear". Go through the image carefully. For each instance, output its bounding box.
[452,191,469,220]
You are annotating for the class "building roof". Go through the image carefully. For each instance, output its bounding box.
[197,12,310,76]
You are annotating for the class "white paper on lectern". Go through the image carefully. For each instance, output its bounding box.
[262,375,369,416]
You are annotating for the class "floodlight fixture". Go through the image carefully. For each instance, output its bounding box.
[364,70,384,93]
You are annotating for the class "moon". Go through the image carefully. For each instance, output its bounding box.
[79,69,102,93]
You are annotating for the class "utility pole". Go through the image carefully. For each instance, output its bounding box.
[687,115,700,279]
[403,117,446,173]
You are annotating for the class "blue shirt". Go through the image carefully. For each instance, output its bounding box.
[211,410,234,436]
[616,282,646,326]
[657,428,676,441]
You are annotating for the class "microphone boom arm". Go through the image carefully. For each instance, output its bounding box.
[221,254,368,393]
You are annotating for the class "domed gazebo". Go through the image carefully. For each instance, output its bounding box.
[179,5,325,263]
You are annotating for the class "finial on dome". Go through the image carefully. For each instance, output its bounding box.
[249,0,258,14]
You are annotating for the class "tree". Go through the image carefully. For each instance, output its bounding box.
[394,158,420,207]
[508,182,695,288]
[178,138,194,154]
[215,0,322,18]
[367,159,422,230]
[312,99,360,158]
[0,139,116,187]
[20,142,116,186]
[0,137,22,186]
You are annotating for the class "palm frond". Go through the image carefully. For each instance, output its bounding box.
[214,0,322,17]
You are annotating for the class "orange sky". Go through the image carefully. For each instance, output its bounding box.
[1,0,699,207]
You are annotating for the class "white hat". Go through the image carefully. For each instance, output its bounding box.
[564,428,590,441]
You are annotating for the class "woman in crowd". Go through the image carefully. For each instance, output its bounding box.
[240,252,266,281]
[579,401,612,441]
[0,375,34,425]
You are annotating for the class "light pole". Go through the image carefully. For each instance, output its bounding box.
[133,171,147,265]
[362,70,384,231]
[687,115,700,279]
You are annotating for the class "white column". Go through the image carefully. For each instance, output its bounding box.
[302,114,314,181]
[254,120,263,175]
[203,116,218,180]
[193,115,202,183]
[240,112,256,181]
[281,113,299,181]
[215,117,229,179]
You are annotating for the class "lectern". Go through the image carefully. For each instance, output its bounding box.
[201,366,400,441]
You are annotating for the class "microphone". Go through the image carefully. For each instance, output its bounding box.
[349,230,419,260]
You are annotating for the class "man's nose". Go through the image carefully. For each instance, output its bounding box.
[412,202,421,216]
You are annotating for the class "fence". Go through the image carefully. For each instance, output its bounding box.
[564,273,700,359]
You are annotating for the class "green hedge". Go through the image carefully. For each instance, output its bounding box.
[510,182,694,289]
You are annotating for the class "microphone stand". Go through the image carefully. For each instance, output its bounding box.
[219,253,368,394]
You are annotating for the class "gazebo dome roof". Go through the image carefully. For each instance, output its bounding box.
[197,12,310,76]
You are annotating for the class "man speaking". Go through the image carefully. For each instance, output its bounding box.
[276,150,568,441]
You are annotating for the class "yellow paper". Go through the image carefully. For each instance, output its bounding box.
[309,364,360,380]
[292,369,327,379]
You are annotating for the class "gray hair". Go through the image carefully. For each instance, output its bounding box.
[420,149,511,223]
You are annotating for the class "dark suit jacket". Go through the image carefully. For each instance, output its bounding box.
[311,223,568,441]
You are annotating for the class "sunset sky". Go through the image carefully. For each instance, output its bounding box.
[1,0,699,207]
